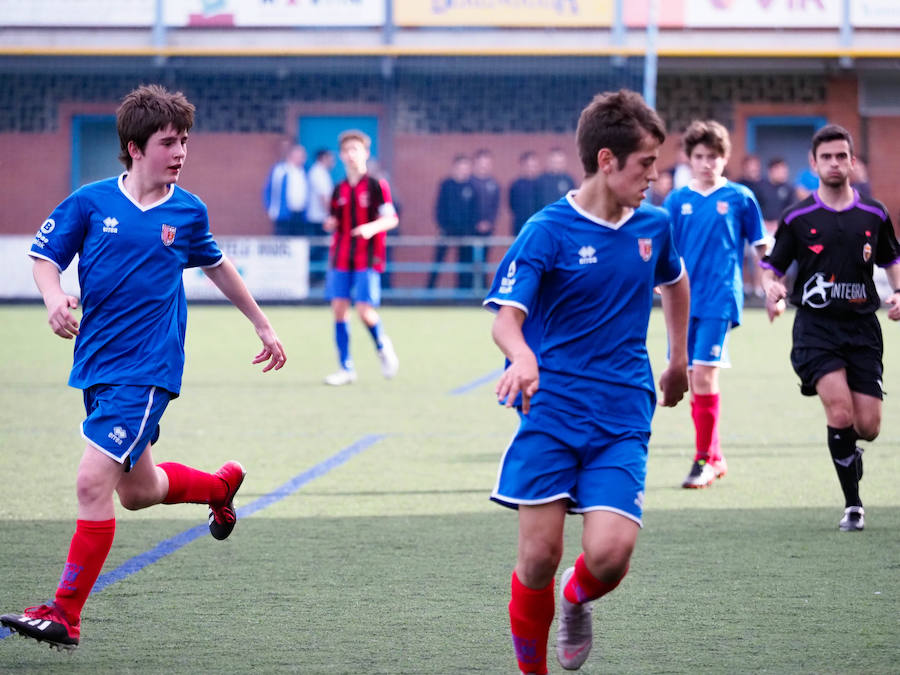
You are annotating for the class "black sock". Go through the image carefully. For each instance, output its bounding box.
[827,425,862,508]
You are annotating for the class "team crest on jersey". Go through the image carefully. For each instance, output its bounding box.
[680,203,692,215]
[638,238,652,262]
[161,224,176,246]
[716,201,729,215]
[863,242,872,262]
[358,191,370,208]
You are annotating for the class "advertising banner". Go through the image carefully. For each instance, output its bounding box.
[0,0,154,26]
[684,0,841,28]
[168,0,385,27]
[0,236,309,301]
[852,0,900,27]
[393,0,614,27]
[0,0,384,27]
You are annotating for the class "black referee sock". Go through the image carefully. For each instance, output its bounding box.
[827,425,862,508]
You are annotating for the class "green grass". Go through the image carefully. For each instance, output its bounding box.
[0,305,898,674]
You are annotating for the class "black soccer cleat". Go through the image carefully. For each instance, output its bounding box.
[1,603,80,651]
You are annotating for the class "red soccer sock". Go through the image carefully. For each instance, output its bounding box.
[691,393,721,463]
[53,518,116,625]
[159,462,227,505]
[508,570,554,675]
[563,553,627,604]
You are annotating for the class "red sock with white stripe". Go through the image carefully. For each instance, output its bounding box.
[563,553,627,604]
[159,462,227,505]
[53,518,116,625]
[508,570,554,675]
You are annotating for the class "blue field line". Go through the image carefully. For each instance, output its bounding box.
[0,433,387,640]
[449,367,504,396]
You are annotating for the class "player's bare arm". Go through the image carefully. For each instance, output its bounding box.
[351,213,399,240]
[885,263,900,321]
[33,258,80,339]
[491,304,539,414]
[202,257,287,372]
[657,274,690,407]
[760,267,788,322]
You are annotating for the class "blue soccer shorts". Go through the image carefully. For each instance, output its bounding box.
[81,384,171,472]
[326,268,382,306]
[491,401,650,526]
[688,317,732,368]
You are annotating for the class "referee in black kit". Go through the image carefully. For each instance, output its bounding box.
[760,123,900,532]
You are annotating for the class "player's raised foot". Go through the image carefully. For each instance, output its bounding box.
[556,566,593,671]
[208,460,246,541]
[838,505,864,532]
[681,459,716,489]
[377,336,399,379]
[709,456,728,480]
[1,603,80,651]
[324,368,357,386]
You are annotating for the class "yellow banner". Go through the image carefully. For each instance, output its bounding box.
[394,0,614,27]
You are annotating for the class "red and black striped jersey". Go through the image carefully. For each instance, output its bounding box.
[329,175,395,272]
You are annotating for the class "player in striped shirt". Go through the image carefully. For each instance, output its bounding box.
[322,130,399,386]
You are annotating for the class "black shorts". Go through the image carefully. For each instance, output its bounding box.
[790,309,884,398]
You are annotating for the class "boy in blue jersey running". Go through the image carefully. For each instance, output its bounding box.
[485,89,690,674]
[663,120,767,488]
[1,85,286,651]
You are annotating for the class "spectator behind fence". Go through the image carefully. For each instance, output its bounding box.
[262,142,308,236]
[472,148,501,286]
[306,148,336,287]
[428,154,478,290]
[509,150,543,235]
[645,168,673,206]
[851,155,872,199]
[756,157,795,236]
[737,153,767,298]
[537,147,576,206]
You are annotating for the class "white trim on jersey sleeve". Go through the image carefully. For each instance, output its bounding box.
[658,258,686,286]
[749,235,768,247]
[199,254,225,269]
[482,297,529,315]
[27,250,63,272]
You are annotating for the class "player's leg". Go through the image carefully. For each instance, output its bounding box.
[816,369,866,529]
[558,427,645,670]
[1,446,120,650]
[511,501,567,675]
[354,270,398,378]
[683,319,730,488]
[324,271,356,384]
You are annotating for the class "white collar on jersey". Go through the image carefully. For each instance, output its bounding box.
[565,190,635,230]
[688,176,727,197]
[118,173,176,212]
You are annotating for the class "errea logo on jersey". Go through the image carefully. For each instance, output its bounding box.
[499,260,517,294]
[102,217,119,234]
[578,245,597,265]
[107,426,128,446]
[681,203,693,215]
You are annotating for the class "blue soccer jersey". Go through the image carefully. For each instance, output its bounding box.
[664,179,766,325]
[484,194,684,431]
[29,175,223,394]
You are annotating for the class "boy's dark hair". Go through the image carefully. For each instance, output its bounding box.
[314,148,332,161]
[576,89,666,175]
[338,129,371,150]
[811,123,854,158]
[682,119,731,159]
[767,157,787,170]
[117,84,195,169]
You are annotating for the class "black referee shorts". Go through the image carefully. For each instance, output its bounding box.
[790,309,884,399]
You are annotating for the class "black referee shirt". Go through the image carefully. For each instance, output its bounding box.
[762,192,900,316]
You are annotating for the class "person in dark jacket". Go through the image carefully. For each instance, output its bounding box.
[428,155,478,290]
